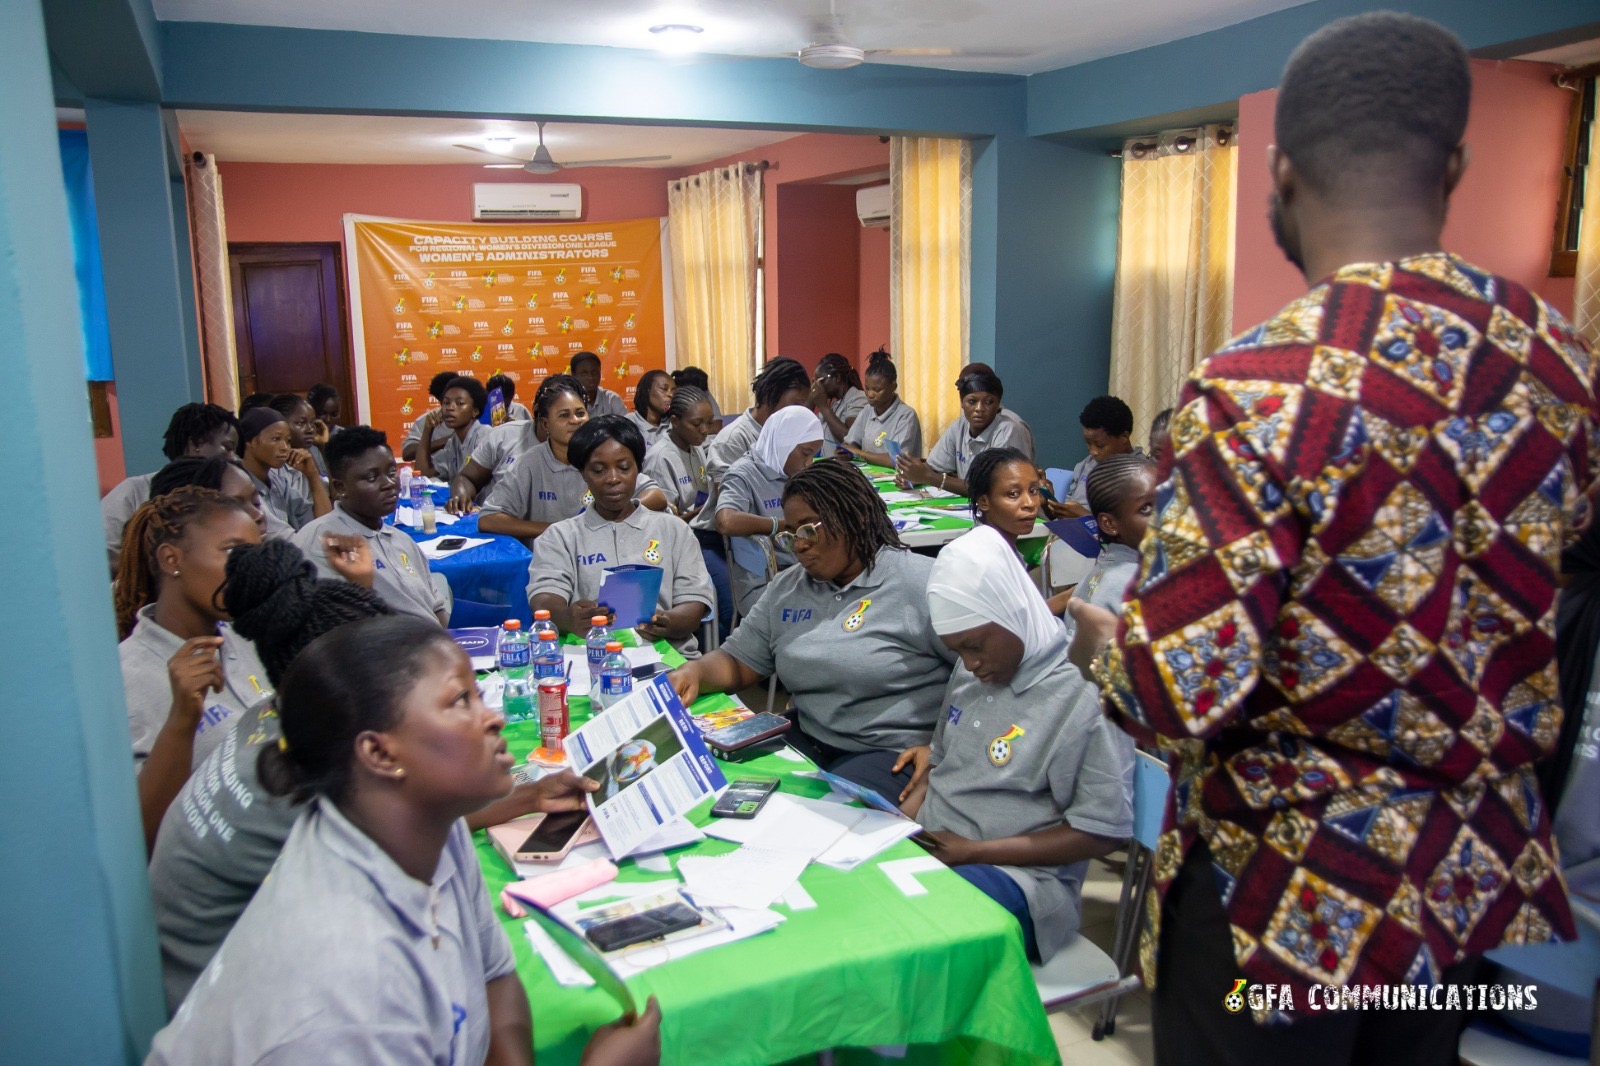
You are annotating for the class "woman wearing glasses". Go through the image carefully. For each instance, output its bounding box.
[669,460,954,800]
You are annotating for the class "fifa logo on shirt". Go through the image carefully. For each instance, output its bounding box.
[537,490,558,501]
[643,539,661,564]
[842,598,872,632]
[577,553,609,565]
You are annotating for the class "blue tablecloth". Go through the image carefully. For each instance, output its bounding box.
[395,499,533,626]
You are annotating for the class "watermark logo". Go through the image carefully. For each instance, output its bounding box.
[1223,979,1246,1014]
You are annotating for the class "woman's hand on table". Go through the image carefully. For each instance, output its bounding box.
[635,611,670,645]
[531,770,599,812]
[580,995,661,1066]
[667,662,701,707]
[917,829,980,868]
[895,454,936,488]
[446,490,476,516]
[321,533,375,587]
[571,600,614,634]
[166,637,225,726]
[893,745,932,813]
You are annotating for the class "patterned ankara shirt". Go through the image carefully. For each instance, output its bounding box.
[1100,253,1596,1007]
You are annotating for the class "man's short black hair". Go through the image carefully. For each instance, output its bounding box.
[1276,12,1470,200]
[1079,395,1133,438]
[427,371,458,400]
[569,351,601,373]
[325,425,390,480]
[567,414,646,470]
[162,403,238,460]
[753,357,811,409]
[445,376,487,415]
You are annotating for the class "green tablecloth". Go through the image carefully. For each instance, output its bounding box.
[476,639,1058,1066]
[857,461,1050,569]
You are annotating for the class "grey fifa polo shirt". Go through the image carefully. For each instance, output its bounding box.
[926,407,1036,477]
[707,408,761,481]
[643,438,711,513]
[627,411,670,447]
[1065,445,1146,506]
[477,440,662,549]
[149,701,297,1011]
[119,605,272,771]
[589,387,628,418]
[722,546,953,754]
[103,472,154,570]
[919,652,1135,961]
[146,801,514,1065]
[247,465,316,531]
[715,455,793,614]
[468,419,540,480]
[843,398,923,457]
[402,410,454,453]
[429,421,491,483]
[528,504,713,657]
[293,504,447,622]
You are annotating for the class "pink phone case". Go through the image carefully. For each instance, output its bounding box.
[503,858,619,908]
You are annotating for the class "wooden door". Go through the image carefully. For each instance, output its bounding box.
[229,243,351,405]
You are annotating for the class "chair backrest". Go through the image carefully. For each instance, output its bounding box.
[449,599,515,629]
[1045,466,1072,500]
[1131,749,1171,851]
[1485,903,1600,999]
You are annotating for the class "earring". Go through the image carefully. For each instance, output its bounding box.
[172,570,181,577]
[394,768,406,780]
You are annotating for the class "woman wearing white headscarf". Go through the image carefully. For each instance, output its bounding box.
[901,524,1135,962]
[711,406,824,616]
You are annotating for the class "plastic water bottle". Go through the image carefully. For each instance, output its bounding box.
[419,490,437,533]
[585,615,612,702]
[408,466,424,514]
[532,610,563,681]
[394,464,412,526]
[499,619,533,721]
[595,641,633,710]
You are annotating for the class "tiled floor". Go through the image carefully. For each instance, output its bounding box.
[1052,857,1155,1064]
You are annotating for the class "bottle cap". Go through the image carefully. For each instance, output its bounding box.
[502,619,521,630]
[606,641,623,652]
[592,615,609,625]
[533,609,551,621]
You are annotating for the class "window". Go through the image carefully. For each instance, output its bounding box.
[1552,68,1598,277]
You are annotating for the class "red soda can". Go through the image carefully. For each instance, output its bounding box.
[537,677,569,755]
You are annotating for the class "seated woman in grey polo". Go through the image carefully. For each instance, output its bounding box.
[713,406,824,618]
[670,460,955,801]
[145,615,654,1063]
[902,525,1135,963]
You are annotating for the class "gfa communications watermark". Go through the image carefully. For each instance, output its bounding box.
[1223,979,1539,1014]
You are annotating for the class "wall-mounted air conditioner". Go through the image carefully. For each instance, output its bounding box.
[856,183,890,228]
[472,183,583,221]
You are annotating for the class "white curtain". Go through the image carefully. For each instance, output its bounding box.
[184,153,239,409]
[1109,125,1237,441]
[666,163,764,415]
[1575,83,1600,344]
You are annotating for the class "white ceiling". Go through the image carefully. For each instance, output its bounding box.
[151,0,1316,76]
[175,111,801,166]
[1519,38,1600,68]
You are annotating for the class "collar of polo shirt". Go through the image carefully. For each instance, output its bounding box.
[332,502,392,538]
[313,798,459,941]
[577,497,650,530]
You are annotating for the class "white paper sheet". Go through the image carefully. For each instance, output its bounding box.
[879,855,945,896]
[878,491,923,504]
[676,846,811,910]
[702,793,862,858]
[524,919,595,988]
[815,809,923,871]
[421,535,491,559]
[778,883,817,911]
[597,906,786,977]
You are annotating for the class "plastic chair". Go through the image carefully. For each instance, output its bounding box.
[1459,904,1600,1065]
[449,598,515,629]
[1032,747,1170,1037]
[1045,466,1073,501]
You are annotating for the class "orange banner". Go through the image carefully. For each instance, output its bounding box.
[344,215,670,446]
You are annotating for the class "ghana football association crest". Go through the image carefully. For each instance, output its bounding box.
[842,598,872,631]
[989,724,1025,766]
[643,539,661,564]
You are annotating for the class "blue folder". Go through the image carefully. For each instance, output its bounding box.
[597,564,665,628]
[1045,516,1102,557]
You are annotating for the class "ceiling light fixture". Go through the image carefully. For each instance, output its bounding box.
[483,163,522,169]
[649,23,704,52]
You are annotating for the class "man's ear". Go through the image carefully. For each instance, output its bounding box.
[1443,143,1469,197]
[1267,145,1298,203]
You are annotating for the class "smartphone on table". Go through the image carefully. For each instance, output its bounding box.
[710,777,781,819]
[703,711,791,756]
[489,810,597,864]
[434,536,468,551]
[584,903,704,952]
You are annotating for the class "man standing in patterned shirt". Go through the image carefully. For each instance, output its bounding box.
[1075,12,1597,1065]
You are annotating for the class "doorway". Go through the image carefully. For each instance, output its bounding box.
[228,242,352,406]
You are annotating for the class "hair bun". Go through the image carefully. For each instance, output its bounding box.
[225,540,319,641]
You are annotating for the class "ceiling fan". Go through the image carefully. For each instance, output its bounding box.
[454,121,671,173]
[762,0,1033,70]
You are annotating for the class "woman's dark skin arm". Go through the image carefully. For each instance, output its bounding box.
[667,651,763,706]
[918,823,1123,868]
[480,512,554,543]
[484,974,533,1066]
[636,602,710,646]
[448,459,494,514]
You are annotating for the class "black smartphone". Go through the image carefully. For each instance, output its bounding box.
[631,662,671,681]
[434,536,468,551]
[584,903,704,952]
[704,712,791,755]
[710,777,781,818]
[516,810,589,860]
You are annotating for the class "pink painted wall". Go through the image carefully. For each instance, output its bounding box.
[858,217,891,356]
[1233,58,1575,333]
[776,184,861,366]
[220,163,675,244]
[95,383,125,495]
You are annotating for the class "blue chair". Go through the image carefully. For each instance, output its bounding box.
[1459,903,1600,1065]
[1031,747,1170,1036]
[449,598,516,629]
[1045,466,1074,501]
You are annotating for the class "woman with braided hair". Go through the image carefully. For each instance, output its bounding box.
[809,351,868,445]
[669,459,954,800]
[149,454,294,542]
[116,487,267,849]
[147,539,597,1012]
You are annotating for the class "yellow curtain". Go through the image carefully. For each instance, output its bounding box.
[1576,95,1600,343]
[184,152,240,409]
[891,137,970,446]
[667,163,763,415]
[1110,125,1237,442]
